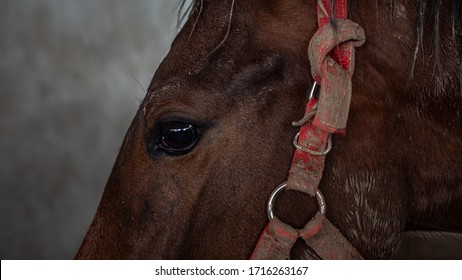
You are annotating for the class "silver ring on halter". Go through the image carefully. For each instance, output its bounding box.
[293,132,332,156]
[308,82,319,100]
[267,181,326,220]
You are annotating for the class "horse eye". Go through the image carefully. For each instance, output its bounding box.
[158,121,200,155]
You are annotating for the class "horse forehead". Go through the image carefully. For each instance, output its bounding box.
[147,4,239,84]
[146,0,312,109]
[144,54,284,114]
[151,1,313,91]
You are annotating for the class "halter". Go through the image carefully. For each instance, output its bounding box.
[251,0,366,259]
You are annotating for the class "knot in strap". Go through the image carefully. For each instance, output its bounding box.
[308,18,366,134]
[308,18,366,82]
[251,1,366,261]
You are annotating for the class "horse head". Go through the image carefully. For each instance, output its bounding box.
[76,0,462,259]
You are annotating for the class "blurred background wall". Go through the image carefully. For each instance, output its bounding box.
[0,0,460,260]
[0,0,189,259]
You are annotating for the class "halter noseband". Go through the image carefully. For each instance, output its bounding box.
[251,0,366,260]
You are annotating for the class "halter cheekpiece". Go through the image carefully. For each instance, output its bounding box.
[251,0,366,260]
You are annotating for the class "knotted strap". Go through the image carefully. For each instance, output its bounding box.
[309,19,365,134]
[251,0,366,260]
[287,15,365,196]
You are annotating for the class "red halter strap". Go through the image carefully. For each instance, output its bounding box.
[251,0,366,260]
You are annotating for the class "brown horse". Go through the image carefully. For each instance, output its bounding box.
[76,0,462,259]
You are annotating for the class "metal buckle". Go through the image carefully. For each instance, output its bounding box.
[293,132,332,156]
[267,181,326,220]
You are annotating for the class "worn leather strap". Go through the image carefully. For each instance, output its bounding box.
[250,217,299,260]
[251,0,365,260]
[300,213,363,259]
[288,18,365,195]
[310,19,366,134]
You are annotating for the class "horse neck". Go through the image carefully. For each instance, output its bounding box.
[349,0,462,232]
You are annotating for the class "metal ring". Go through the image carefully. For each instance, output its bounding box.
[308,82,319,100]
[293,132,332,156]
[267,181,326,220]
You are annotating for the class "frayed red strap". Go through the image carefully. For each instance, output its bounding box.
[301,213,363,259]
[309,19,365,133]
[250,217,298,260]
[251,213,363,260]
[251,0,366,260]
[287,99,329,196]
[317,0,350,70]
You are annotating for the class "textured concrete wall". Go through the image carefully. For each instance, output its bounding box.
[0,0,186,259]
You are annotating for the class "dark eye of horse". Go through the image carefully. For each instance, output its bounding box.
[158,121,200,155]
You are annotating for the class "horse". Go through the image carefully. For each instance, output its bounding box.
[75,0,462,259]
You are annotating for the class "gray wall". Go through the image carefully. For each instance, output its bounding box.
[0,0,187,259]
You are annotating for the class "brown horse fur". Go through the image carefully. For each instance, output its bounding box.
[76,0,462,259]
